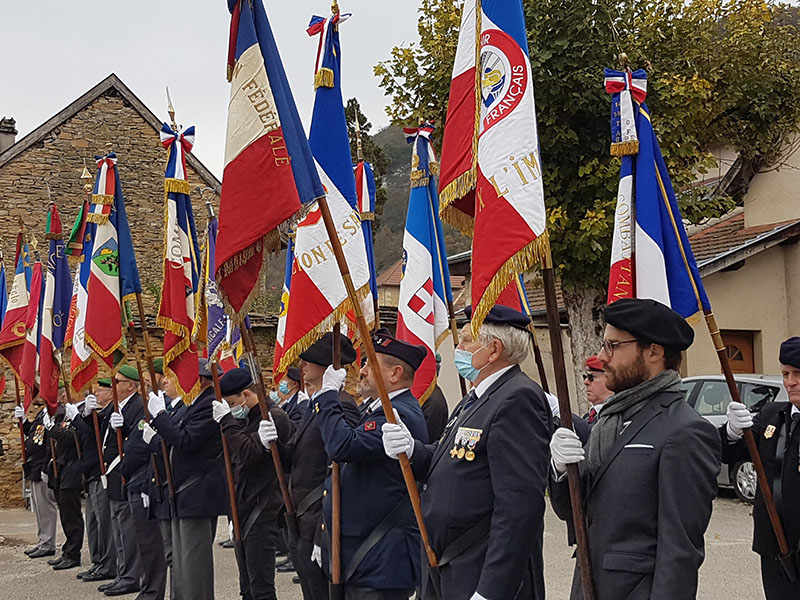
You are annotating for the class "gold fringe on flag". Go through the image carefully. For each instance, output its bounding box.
[429,161,440,176]
[438,168,477,236]
[610,141,639,156]
[470,232,551,338]
[165,178,191,195]
[360,211,374,221]
[92,194,114,205]
[68,356,99,396]
[86,213,110,225]
[314,67,335,89]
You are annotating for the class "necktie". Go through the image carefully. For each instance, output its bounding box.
[588,407,598,424]
[791,413,800,436]
[462,390,478,412]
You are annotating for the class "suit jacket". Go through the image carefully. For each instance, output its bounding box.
[411,365,550,600]
[73,404,114,483]
[22,407,52,482]
[147,399,187,521]
[280,391,359,542]
[152,386,229,519]
[720,401,800,557]
[550,387,721,600]
[421,384,449,443]
[220,401,292,530]
[316,388,428,591]
[102,394,144,501]
[48,406,84,491]
[282,392,307,425]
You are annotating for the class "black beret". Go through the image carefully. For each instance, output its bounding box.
[464,304,530,331]
[199,358,223,379]
[219,367,253,396]
[299,332,357,367]
[286,367,301,382]
[779,337,800,369]
[372,333,427,371]
[604,298,694,351]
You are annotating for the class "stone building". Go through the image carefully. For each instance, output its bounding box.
[0,73,278,506]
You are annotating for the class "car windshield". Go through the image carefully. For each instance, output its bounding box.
[690,379,780,416]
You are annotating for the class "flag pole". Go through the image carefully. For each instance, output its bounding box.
[110,372,124,459]
[316,194,439,568]
[540,252,595,600]
[88,383,106,477]
[59,360,84,461]
[330,322,343,600]
[210,360,243,547]
[515,277,550,393]
[13,376,27,463]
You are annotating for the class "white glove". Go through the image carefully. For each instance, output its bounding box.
[14,405,24,420]
[142,422,157,445]
[550,427,585,474]
[109,412,124,430]
[83,394,98,416]
[258,419,278,449]
[311,544,322,568]
[382,409,414,459]
[148,390,166,417]
[320,366,346,395]
[212,399,231,423]
[42,413,54,430]
[726,401,753,440]
[40,471,49,484]
[141,493,150,509]
[64,403,79,422]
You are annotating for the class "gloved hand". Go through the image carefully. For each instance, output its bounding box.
[142,422,157,445]
[311,544,322,568]
[470,593,489,600]
[148,390,166,418]
[212,399,231,423]
[382,409,414,459]
[726,401,753,440]
[550,427,585,474]
[42,413,55,430]
[320,366,346,395]
[83,394,98,416]
[14,405,24,420]
[64,403,79,422]
[109,412,124,430]
[40,471,49,484]
[258,419,278,449]
[141,493,150,509]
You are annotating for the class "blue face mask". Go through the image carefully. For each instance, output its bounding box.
[269,391,279,402]
[231,404,250,420]
[279,381,290,395]
[453,347,487,382]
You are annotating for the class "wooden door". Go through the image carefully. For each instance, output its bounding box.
[721,330,755,374]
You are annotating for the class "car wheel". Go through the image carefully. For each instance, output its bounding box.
[732,461,757,504]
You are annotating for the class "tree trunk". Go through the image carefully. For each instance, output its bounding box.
[561,284,607,414]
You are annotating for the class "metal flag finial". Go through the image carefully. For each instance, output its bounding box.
[619,52,629,70]
[166,86,178,130]
[80,159,93,191]
[331,0,339,15]
[354,106,364,162]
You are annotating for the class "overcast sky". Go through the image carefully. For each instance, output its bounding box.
[0,1,422,179]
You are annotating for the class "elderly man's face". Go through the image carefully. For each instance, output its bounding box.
[114,375,138,399]
[781,364,800,408]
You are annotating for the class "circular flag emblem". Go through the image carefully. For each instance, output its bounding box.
[480,29,529,134]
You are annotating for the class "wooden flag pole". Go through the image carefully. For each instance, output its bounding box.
[240,324,299,539]
[316,194,438,568]
[14,376,27,463]
[703,310,795,578]
[86,384,107,476]
[110,374,124,459]
[60,361,84,460]
[330,322,343,600]
[541,254,595,600]
[211,360,243,544]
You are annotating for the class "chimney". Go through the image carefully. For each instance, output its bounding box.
[0,117,17,153]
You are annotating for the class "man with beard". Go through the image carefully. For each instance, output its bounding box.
[549,298,720,600]
[721,336,800,598]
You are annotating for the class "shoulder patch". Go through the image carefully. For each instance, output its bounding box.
[364,421,376,432]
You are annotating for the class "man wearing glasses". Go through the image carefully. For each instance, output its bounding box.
[549,298,720,600]
[581,356,613,428]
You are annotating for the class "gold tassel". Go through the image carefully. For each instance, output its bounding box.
[92,194,115,206]
[165,178,191,195]
[610,141,639,156]
[314,68,335,89]
[86,213,110,225]
[360,211,374,221]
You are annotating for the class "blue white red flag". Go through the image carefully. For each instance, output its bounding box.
[354,160,378,301]
[272,231,294,383]
[204,214,227,360]
[0,228,32,379]
[219,317,245,373]
[439,0,548,334]
[0,255,6,394]
[39,204,72,411]
[396,125,454,403]
[157,124,202,403]
[19,257,43,411]
[65,221,98,394]
[84,153,142,372]
[218,0,324,320]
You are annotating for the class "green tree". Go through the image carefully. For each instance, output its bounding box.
[376,0,800,398]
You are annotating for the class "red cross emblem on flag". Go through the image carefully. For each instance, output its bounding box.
[407,278,435,324]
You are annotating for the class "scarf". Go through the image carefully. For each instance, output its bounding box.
[584,369,681,478]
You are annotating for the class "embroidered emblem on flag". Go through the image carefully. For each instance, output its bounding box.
[408,279,435,324]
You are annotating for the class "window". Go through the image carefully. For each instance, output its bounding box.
[741,383,779,412]
[680,381,699,403]
[694,381,731,416]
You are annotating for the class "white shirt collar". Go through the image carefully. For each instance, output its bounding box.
[474,366,514,399]
[118,392,135,411]
[792,405,799,417]
[367,388,409,413]
[592,402,605,414]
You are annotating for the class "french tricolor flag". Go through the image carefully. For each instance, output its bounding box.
[0,234,32,381]
[217,0,324,320]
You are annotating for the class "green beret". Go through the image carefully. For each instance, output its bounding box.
[117,364,140,381]
[97,378,112,388]
[152,358,164,375]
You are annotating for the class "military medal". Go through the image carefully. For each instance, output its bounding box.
[764,425,776,439]
[450,447,458,459]
[465,451,475,461]
[138,420,146,431]
[457,447,466,460]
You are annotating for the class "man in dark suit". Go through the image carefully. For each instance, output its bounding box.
[280,367,306,425]
[313,333,428,600]
[149,358,229,600]
[581,355,612,427]
[721,336,800,599]
[420,353,449,443]
[214,367,293,600]
[549,298,721,600]
[383,305,551,600]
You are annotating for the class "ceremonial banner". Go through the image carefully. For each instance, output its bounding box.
[272,231,294,383]
[438,0,548,334]
[65,223,98,394]
[0,257,6,394]
[354,160,378,301]
[0,230,31,379]
[84,153,142,372]
[39,203,72,410]
[218,0,324,319]
[396,125,453,403]
[204,214,227,360]
[606,69,710,320]
[19,258,43,410]
[66,195,89,262]
[157,124,202,402]
[219,318,245,373]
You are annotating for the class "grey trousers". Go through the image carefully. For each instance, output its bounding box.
[159,520,175,600]
[85,480,116,575]
[128,490,166,600]
[29,480,58,551]
[109,498,142,589]
[171,517,217,600]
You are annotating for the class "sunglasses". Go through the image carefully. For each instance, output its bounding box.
[582,372,602,382]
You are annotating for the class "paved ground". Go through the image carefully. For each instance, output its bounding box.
[0,490,761,599]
